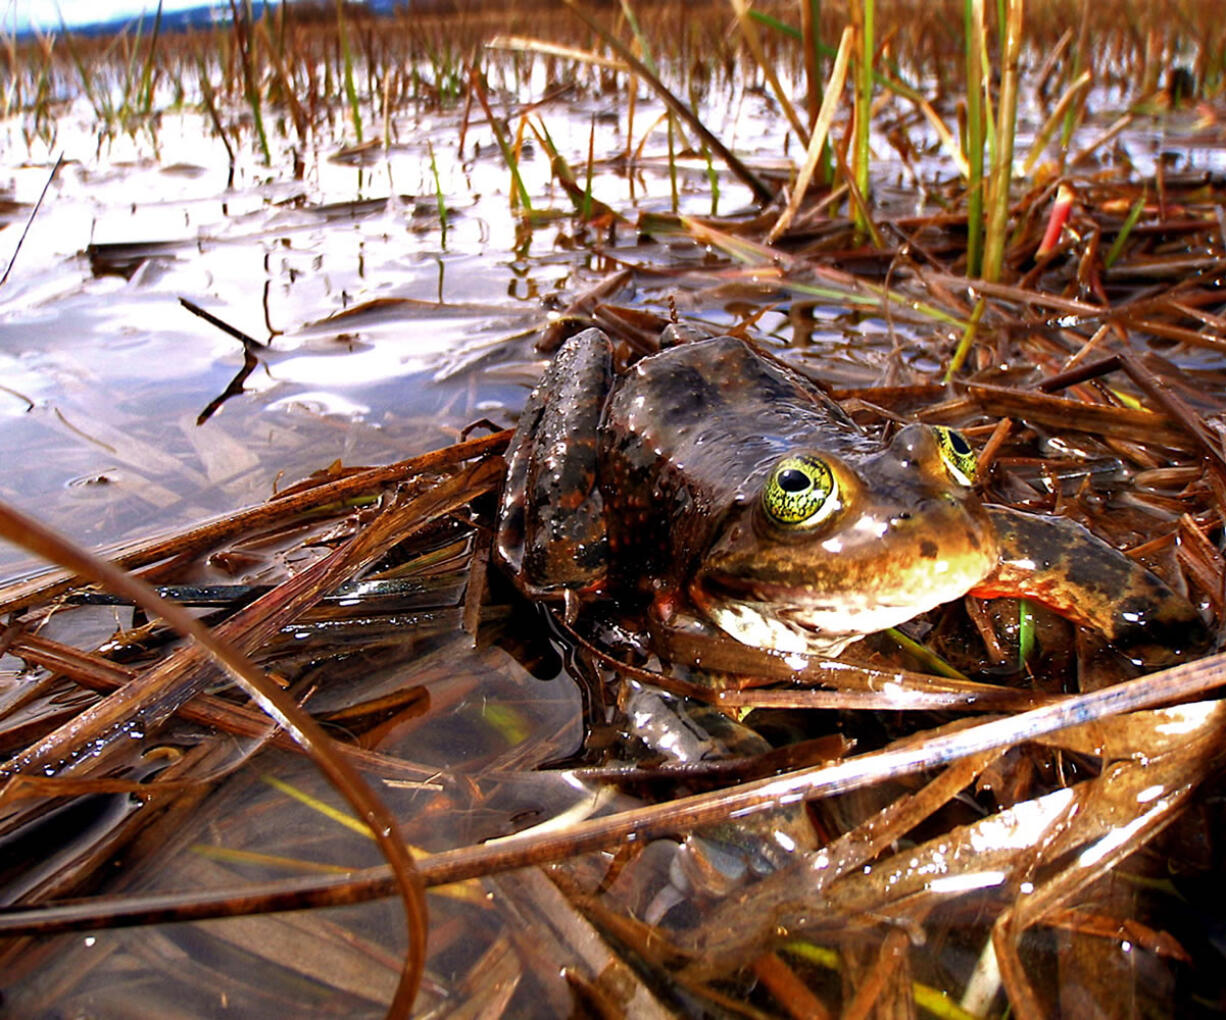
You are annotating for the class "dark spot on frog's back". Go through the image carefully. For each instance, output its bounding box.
[646,364,718,425]
[919,539,939,560]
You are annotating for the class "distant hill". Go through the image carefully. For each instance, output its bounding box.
[17,0,438,41]
[60,4,225,38]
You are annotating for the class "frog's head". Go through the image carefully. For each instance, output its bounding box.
[689,423,999,656]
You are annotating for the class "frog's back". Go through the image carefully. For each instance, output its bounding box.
[600,336,874,580]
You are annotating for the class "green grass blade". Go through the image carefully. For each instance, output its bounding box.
[617,0,657,76]
[944,296,986,381]
[982,0,1023,283]
[964,0,985,276]
[851,0,874,238]
[1018,599,1036,666]
[1103,192,1147,269]
[427,140,447,247]
[138,0,164,116]
[470,66,532,212]
[336,0,363,144]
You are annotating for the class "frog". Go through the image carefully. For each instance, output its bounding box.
[496,327,1209,669]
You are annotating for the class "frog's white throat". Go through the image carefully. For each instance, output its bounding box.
[704,595,959,657]
[704,601,859,656]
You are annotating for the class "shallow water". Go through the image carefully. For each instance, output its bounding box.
[4,68,1225,577]
[0,77,764,564]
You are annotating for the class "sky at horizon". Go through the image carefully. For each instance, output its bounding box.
[5,0,216,33]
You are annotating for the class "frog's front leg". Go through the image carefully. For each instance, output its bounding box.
[973,506,1211,666]
[497,328,613,601]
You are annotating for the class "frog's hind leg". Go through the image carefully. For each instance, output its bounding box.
[497,328,612,599]
[974,506,1211,667]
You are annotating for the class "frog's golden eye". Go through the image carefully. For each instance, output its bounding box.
[935,426,976,486]
[762,455,839,527]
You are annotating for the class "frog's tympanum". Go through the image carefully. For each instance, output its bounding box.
[497,328,1208,667]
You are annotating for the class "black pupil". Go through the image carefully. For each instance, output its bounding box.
[778,468,810,493]
[948,432,970,455]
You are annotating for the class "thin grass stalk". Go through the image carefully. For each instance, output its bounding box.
[982,0,1023,283]
[512,113,533,209]
[730,0,809,148]
[382,69,392,149]
[789,274,965,328]
[116,26,140,122]
[258,18,309,145]
[703,143,720,216]
[124,26,155,150]
[484,35,628,72]
[964,0,986,277]
[617,0,657,75]
[1059,4,1091,153]
[1103,192,1146,269]
[870,66,968,176]
[752,8,920,108]
[0,153,62,291]
[30,42,56,146]
[851,0,874,238]
[667,111,679,213]
[427,139,447,246]
[137,0,164,116]
[943,296,986,381]
[748,7,800,39]
[977,1,996,160]
[196,56,236,187]
[469,65,532,212]
[1069,112,1132,167]
[785,940,986,1020]
[1018,600,1036,666]
[1022,69,1090,173]
[802,1,833,186]
[229,0,270,164]
[2,24,16,116]
[626,70,637,179]
[336,0,363,144]
[886,628,968,680]
[835,139,885,247]
[530,116,618,222]
[583,115,597,221]
[768,25,852,242]
[272,0,287,61]
[801,0,820,126]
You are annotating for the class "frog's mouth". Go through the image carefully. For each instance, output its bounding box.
[690,572,969,657]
